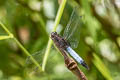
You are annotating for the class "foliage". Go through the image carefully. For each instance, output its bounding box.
[0,0,120,80]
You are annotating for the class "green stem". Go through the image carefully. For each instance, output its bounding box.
[0,22,12,35]
[13,38,42,72]
[0,21,42,72]
[42,0,67,71]
[0,36,13,40]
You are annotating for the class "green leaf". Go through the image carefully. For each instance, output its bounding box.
[93,53,113,80]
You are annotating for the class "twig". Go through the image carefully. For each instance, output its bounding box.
[64,57,88,80]
[58,47,87,80]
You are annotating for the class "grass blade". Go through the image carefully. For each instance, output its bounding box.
[93,53,113,80]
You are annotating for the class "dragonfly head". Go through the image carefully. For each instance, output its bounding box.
[51,32,62,46]
[51,32,58,38]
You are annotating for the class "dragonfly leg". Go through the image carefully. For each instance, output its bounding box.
[64,57,77,70]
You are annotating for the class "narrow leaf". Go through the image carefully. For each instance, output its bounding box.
[93,53,113,80]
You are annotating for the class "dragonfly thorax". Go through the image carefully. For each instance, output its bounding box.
[51,32,70,49]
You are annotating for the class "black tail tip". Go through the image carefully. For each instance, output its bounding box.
[81,61,89,70]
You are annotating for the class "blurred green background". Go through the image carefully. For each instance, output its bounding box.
[0,0,120,80]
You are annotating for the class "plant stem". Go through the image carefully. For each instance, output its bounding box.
[0,21,42,72]
[13,38,42,72]
[42,0,67,71]
[0,36,13,40]
[0,22,13,37]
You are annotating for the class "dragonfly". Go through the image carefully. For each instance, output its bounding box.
[51,7,89,70]
[26,7,89,71]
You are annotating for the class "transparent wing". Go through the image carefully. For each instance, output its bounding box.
[63,7,82,49]
[26,50,44,65]
[25,49,56,72]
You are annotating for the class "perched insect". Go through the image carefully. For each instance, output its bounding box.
[26,7,89,71]
[51,7,89,70]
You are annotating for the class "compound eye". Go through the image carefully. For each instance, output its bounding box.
[51,32,57,36]
[54,32,57,35]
